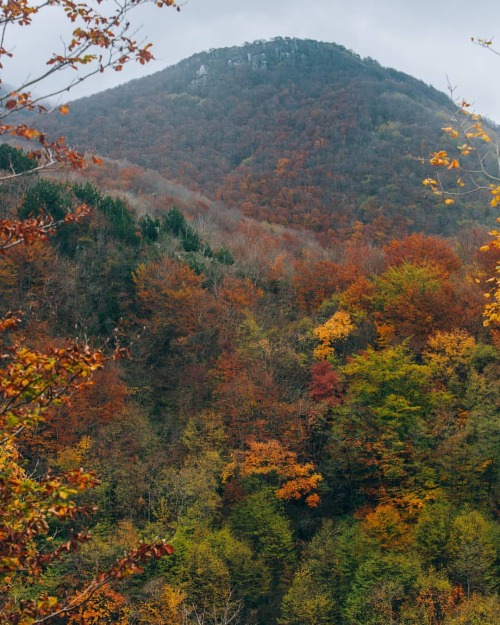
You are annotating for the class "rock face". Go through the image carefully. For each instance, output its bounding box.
[43,38,496,236]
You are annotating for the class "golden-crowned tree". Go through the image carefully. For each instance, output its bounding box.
[424,43,500,325]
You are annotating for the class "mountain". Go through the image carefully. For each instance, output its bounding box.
[3,40,500,625]
[44,38,495,238]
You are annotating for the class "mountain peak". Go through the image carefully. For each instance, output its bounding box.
[41,38,492,238]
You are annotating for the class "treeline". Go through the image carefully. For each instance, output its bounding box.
[0,151,498,624]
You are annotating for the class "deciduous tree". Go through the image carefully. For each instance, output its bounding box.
[424,88,500,326]
[0,311,174,625]
[224,439,322,507]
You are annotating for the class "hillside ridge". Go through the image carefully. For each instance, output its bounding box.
[42,37,494,239]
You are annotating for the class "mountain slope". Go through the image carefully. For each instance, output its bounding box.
[46,38,494,237]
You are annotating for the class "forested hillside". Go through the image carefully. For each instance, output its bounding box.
[1,142,498,623]
[43,38,498,238]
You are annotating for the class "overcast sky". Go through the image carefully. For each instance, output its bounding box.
[4,0,500,122]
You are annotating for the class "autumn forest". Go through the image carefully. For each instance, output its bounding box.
[0,15,499,625]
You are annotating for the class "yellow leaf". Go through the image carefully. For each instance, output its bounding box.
[430,151,450,167]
